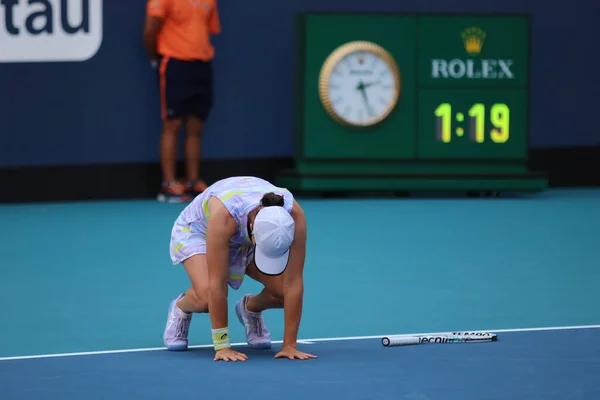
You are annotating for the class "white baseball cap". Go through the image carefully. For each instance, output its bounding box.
[253,206,295,276]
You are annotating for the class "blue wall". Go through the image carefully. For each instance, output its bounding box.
[0,0,599,168]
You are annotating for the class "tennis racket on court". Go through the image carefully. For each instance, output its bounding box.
[381,332,497,347]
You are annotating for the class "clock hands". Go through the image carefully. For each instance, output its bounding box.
[356,80,376,117]
[356,80,380,91]
[362,80,381,89]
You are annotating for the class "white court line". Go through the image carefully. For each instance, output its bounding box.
[1,324,599,362]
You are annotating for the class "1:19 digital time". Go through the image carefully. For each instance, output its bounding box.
[434,103,510,144]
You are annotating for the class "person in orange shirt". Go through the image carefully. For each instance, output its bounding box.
[143,0,221,203]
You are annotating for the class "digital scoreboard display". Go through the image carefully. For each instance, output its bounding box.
[416,17,529,161]
[278,13,545,193]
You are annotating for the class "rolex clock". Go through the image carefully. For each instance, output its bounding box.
[277,14,547,194]
[318,41,401,128]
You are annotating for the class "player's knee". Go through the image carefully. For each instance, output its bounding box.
[189,284,209,312]
[162,119,182,136]
[266,287,284,303]
[185,118,204,137]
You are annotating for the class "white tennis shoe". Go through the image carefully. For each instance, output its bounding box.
[235,294,272,349]
[163,294,192,351]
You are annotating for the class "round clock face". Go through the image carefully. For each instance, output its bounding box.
[319,42,401,127]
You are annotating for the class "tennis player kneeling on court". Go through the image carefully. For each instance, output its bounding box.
[163,176,316,362]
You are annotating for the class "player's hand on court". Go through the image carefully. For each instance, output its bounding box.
[274,346,317,360]
[214,348,248,362]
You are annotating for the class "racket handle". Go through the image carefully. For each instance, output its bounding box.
[381,336,420,346]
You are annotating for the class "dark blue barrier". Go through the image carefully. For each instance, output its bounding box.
[0,0,599,168]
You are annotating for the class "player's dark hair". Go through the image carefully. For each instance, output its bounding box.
[261,192,284,207]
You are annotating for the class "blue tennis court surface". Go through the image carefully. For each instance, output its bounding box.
[1,189,600,399]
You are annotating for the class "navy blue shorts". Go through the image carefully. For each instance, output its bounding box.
[158,56,214,121]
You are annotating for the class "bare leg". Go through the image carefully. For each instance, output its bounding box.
[177,254,209,313]
[246,288,283,312]
[163,253,209,351]
[232,261,284,349]
[244,261,284,312]
[184,116,205,185]
[160,119,183,183]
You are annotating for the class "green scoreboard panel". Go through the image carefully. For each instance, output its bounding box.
[277,13,547,193]
[416,16,529,161]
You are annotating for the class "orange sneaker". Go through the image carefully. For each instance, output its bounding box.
[157,181,192,203]
[187,179,208,197]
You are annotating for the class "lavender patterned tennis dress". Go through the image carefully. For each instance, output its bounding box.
[169,176,294,289]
